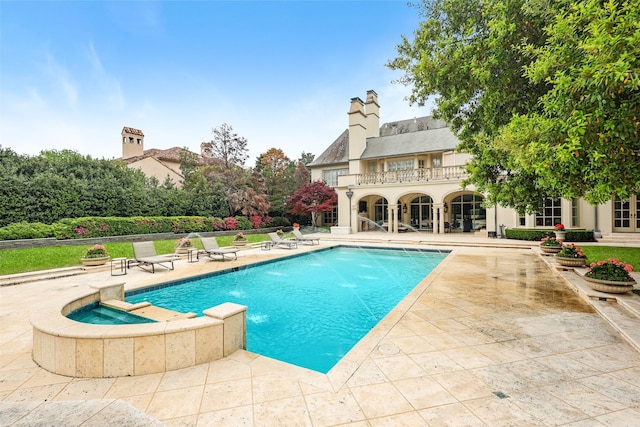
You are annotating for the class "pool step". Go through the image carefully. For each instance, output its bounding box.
[102,299,151,312]
[129,305,197,322]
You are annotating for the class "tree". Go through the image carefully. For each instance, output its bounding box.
[504,0,640,205]
[203,123,249,169]
[256,148,297,215]
[388,0,639,212]
[287,181,337,227]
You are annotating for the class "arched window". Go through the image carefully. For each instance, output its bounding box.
[410,195,433,230]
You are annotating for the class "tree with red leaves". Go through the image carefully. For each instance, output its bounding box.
[286,181,337,227]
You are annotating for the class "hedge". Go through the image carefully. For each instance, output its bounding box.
[505,228,596,242]
[0,215,286,241]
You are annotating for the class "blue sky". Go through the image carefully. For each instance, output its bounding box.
[1,1,434,164]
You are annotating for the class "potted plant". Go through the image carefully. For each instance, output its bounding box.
[540,236,563,253]
[555,243,587,267]
[554,223,566,241]
[81,244,110,266]
[583,258,636,293]
[233,232,248,246]
[292,223,300,231]
[175,237,193,254]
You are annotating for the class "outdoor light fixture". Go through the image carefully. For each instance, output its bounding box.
[346,189,354,229]
[444,203,448,213]
[402,204,407,214]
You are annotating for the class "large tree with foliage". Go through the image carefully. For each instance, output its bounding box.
[255,148,297,215]
[287,181,337,226]
[388,0,639,212]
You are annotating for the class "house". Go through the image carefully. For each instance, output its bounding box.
[120,127,191,188]
[308,90,640,238]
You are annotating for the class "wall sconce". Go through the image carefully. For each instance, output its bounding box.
[402,204,407,214]
[444,203,448,213]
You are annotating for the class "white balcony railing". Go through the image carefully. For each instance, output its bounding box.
[355,166,467,185]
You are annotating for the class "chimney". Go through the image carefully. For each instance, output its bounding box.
[365,90,380,138]
[121,127,144,159]
[348,97,366,174]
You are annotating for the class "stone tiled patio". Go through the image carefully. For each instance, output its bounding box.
[1,235,640,426]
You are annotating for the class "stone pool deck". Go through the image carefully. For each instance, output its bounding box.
[1,234,640,426]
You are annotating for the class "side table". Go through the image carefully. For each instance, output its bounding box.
[111,257,127,276]
[188,248,199,263]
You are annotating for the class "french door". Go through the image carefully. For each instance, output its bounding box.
[613,196,640,232]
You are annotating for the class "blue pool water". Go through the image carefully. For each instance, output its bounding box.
[68,302,156,324]
[125,246,448,373]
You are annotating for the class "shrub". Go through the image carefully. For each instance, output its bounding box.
[234,216,252,230]
[269,216,291,227]
[0,222,56,240]
[506,228,595,242]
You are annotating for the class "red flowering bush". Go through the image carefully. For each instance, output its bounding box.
[224,217,238,230]
[585,258,634,282]
[554,223,565,231]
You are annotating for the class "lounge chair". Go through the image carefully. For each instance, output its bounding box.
[268,232,298,249]
[292,229,319,245]
[199,237,239,261]
[130,241,174,273]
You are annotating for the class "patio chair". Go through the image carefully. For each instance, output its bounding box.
[199,237,239,261]
[268,232,298,249]
[129,241,174,273]
[292,229,319,245]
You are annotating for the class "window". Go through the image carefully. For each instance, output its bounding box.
[323,207,338,226]
[322,168,349,187]
[432,154,442,168]
[373,198,389,223]
[535,198,562,227]
[418,159,425,169]
[519,215,526,226]
[387,160,413,171]
[571,199,579,227]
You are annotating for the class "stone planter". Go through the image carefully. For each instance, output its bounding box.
[583,276,635,294]
[233,240,248,247]
[81,256,110,266]
[555,256,586,267]
[555,230,566,241]
[175,247,191,254]
[540,245,562,254]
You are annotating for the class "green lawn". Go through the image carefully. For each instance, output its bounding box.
[0,234,274,276]
[578,246,640,267]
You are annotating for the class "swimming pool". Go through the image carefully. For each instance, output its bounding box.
[125,246,448,373]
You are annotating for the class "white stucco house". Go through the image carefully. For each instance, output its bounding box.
[308,90,639,238]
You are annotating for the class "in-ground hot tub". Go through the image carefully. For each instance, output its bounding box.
[31,282,246,377]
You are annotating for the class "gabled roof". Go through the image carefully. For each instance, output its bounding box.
[309,116,460,167]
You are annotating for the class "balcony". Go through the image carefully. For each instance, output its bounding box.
[355,166,467,185]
